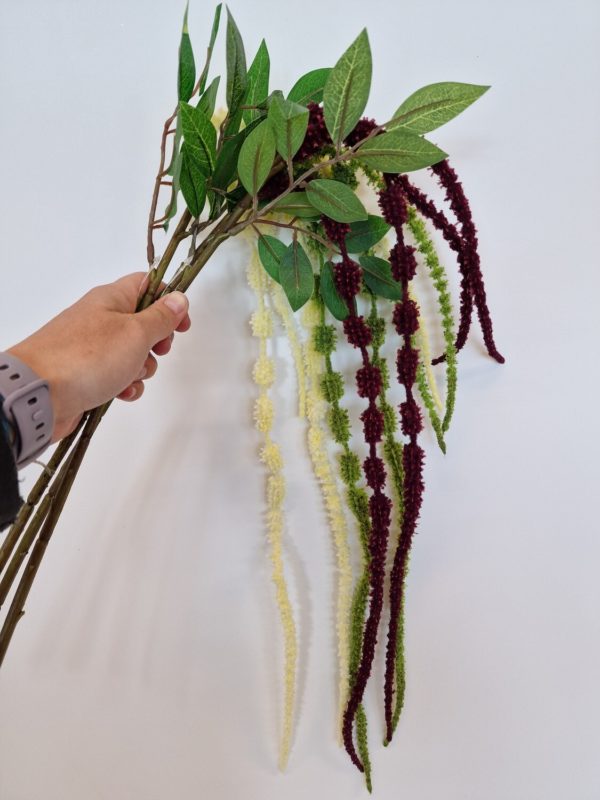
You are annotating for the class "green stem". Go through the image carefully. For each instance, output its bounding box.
[0,403,107,666]
[0,422,83,577]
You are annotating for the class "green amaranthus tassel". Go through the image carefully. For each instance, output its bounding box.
[406,205,458,433]
[314,293,373,792]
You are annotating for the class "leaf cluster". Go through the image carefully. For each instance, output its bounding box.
[166,4,489,313]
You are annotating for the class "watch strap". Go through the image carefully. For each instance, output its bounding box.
[0,352,53,468]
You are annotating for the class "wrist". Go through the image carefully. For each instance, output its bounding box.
[0,350,54,466]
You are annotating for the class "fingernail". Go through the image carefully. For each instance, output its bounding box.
[163,291,187,315]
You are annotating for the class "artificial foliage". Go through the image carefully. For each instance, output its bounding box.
[0,4,504,790]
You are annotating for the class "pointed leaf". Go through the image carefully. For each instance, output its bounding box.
[269,192,320,218]
[211,116,263,192]
[163,115,183,228]
[180,144,207,217]
[288,68,331,105]
[179,102,217,174]
[323,29,372,149]
[356,129,447,173]
[197,75,220,119]
[178,5,196,102]
[388,82,490,134]
[197,3,222,95]
[280,240,314,311]
[237,119,276,196]
[359,255,402,300]
[257,234,287,282]
[345,215,391,253]
[243,40,270,124]
[320,261,349,320]
[225,9,247,116]
[268,94,309,162]
[306,178,368,222]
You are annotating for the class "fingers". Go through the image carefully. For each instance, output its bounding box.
[119,353,158,402]
[136,291,189,349]
[135,353,158,380]
[118,380,145,402]
[151,332,174,357]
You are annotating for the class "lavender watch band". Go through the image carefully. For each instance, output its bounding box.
[0,352,53,468]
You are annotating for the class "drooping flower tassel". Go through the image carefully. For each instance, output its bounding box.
[313,289,373,790]
[430,159,504,364]
[270,267,308,419]
[247,248,298,771]
[367,294,408,736]
[406,205,458,433]
[299,294,353,750]
[378,177,427,745]
[322,217,393,774]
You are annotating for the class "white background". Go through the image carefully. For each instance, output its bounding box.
[1,0,599,798]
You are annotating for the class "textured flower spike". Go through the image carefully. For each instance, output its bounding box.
[378,176,427,745]
[299,294,353,750]
[312,290,373,790]
[406,205,458,432]
[323,218,394,773]
[247,247,298,770]
[430,159,504,364]
[367,294,408,734]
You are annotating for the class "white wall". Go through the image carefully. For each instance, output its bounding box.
[0,1,599,798]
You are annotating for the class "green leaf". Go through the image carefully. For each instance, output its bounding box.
[280,240,315,311]
[257,234,287,282]
[178,5,196,102]
[269,192,320,218]
[179,102,217,174]
[345,215,391,253]
[180,144,207,217]
[243,40,270,125]
[320,261,348,320]
[323,29,372,149]
[306,178,368,222]
[356,129,447,173]
[197,4,222,95]
[388,82,490,134]
[211,116,263,192]
[225,9,247,116]
[359,255,402,300]
[288,68,331,105]
[267,94,309,162]
[197,75,220,119]
[237,119,276,196]
[163,115,183,228]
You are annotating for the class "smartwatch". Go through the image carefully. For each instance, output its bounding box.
[0,352,54,468]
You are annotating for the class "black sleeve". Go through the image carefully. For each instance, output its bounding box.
[0,405,22,532]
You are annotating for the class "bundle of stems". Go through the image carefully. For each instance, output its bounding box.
[0,87,402,668]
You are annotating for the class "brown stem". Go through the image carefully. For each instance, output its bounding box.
[0,420,84,576]
[139,209,192,310]
[252,218,337,252]
[147,110,178,264]
[0,404,107,666]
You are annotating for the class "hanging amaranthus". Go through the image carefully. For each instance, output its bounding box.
[0,4,503,791]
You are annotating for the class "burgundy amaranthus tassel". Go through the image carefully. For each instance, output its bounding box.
[323,216,393,772]
[430,159,504,363]
[378,176,427,744]
[395,173,472,363]
[397,165,504,365]
[294,102,333,161]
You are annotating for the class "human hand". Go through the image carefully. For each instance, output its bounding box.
[6,272,191,443]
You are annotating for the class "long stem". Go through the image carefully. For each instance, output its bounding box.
[0,404,106,666]
[0,196,251,662]
[0,420,85,576]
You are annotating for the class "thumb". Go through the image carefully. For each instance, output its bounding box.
[136,291,189,347]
